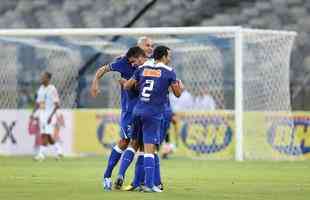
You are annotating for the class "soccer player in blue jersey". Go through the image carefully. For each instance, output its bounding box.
[114,37,154,190]
[122,84,174,192]
[90,46,147,191]
[124,45,184,192]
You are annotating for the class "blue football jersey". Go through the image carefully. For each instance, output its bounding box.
[164,94,173,117]
[133,62,177,115]
[109,56,138,112]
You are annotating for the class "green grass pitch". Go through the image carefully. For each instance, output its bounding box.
[0,156,309,200]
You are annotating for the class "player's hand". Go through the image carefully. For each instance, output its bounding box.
[90,80,100,98]
[177,79,184,90]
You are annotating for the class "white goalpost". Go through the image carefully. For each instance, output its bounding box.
[0,27,297,160]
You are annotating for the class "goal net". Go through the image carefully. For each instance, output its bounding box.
[0,27,297,160]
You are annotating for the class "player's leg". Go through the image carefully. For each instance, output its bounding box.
[115,139,139,189]
[34,134,48,161]
[47,133,62,159]
[115,115,141,189]
[132,131,145,189]
[34,131,42,155]
[52,125,64,157]
[154,152,162,189]
[47,134,56,156]
[102,138,129,191]
[45,119,63,159]
[102,111,130,191]
[34,115,49,161]
[123,138,145,191]
[142,114,162,193]
[129,148,145,190]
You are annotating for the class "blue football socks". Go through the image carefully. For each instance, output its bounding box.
[118,147,135,178]
[144,154,155,188]
[103,145,123,178]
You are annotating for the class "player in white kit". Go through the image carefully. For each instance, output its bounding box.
[32,72,63,161]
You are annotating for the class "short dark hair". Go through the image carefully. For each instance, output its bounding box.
[45,71,52,80]
[153,45,170,60]
[126,46,145,58]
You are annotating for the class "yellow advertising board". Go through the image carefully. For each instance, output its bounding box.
[74,109,121,155]
[73,109,235,159]
[73,109,310,160]
[248,111,310,160]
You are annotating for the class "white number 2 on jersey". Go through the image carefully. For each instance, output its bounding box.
[141,79,154,98]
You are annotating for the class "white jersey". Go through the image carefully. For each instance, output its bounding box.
[36,84,60,115]
[35,84,60,134]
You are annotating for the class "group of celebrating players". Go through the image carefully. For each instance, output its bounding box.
[90,37,184,193]
[30,36,183,193]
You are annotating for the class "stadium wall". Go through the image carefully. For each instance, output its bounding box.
[0,109,310,160]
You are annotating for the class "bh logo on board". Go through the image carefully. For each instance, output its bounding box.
[267,116,310,155]
[180,115,233,154]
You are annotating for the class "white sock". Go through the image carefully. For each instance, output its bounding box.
[53,142,63,155]
[38,145,47,157]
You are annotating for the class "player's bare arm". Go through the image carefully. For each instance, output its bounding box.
[171,80,184,97]
[123,78,137,90]
[90,64,111,98]
[47,102,60,124]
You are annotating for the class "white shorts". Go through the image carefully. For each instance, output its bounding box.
[37,110,57,135]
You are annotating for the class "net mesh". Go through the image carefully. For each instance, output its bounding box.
[242,31,297,159]
[0,29,297,160]
[0,41,18,108]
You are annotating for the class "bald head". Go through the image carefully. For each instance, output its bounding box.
[137,36,154,57]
